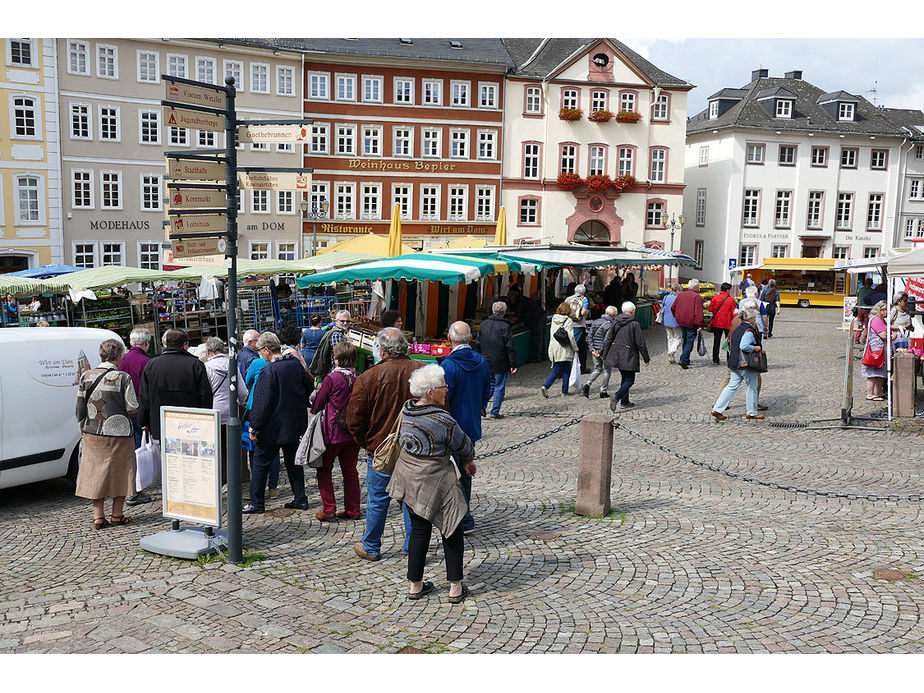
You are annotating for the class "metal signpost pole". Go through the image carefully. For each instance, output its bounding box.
[224,76,243,564]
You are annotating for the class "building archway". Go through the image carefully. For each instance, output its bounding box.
[573,220,611,245]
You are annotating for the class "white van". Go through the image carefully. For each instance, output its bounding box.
[0,326,122,490]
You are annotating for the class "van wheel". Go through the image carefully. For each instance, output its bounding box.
[797,299,810,308]
[66,445,80,482]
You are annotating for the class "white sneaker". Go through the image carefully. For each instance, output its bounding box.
[540,386,549,398]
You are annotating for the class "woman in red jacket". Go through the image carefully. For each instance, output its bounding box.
[707,282,736,365]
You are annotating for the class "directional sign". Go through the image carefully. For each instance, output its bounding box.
[163,249,226,268]
[237,124,310,144]
[165,77,228,111]
[167,213,228,236]
[167,187,227,210]
[168,158,226,182]
[238,171,311,191]
[172,236,227,259]
[164,106,225,133]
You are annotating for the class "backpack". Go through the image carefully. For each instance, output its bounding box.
[567,295,584,322]
[308,327,340,379]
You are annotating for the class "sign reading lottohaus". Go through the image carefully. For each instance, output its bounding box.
[167,213,228,236]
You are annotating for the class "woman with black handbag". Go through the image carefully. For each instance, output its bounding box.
[710,306,765,421]
[540,302,579,397]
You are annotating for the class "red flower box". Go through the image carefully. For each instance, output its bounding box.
[585,174,612,192]
[613,174,637,193]
[588,109,614,122]
[559,107,583,121]
[557,172,584,190]
[615,110,642,123]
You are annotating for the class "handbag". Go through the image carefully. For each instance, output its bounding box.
[862,342,886,369]
[372,410,404,474]
[294,411,326,468]
[742,349,768,373]
[696,331,707,356]
[135,430,161,492]
[654,306,664,324]
[553,326,571,346]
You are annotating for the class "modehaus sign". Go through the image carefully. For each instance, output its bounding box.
[237,171,311,191]
[237,124,310,144]
[168,158,226,182]
[167,213,228,236]
[164,106,225,133]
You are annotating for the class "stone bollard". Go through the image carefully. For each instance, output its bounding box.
[893,351,917,418]
[575,415,615,516]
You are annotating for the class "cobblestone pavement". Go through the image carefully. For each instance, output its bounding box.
[2,308,923,654]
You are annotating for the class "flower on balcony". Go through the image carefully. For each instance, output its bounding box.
[613,174,637,193]
[585,174,613,192]
[557,172,584,190]
[559,107,583,121]
[614,110,642,123]
[588,109,614,122]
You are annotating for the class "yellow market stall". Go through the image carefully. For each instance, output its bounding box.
[735,258,850,307]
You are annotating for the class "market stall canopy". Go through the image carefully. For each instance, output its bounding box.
[0,274,49,295]
[433,245,696,269]
[165,252,376,280]
[835,249,906,275]
[887,245,924,278]
[7,264,81,278]
[295,253,534,288]
[755,258,839,272]
[317,233,415,257]
[39,266,177,291]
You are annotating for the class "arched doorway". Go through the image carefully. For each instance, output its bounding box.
[573,220,611,246]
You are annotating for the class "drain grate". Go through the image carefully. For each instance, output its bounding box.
[769,422,808,428]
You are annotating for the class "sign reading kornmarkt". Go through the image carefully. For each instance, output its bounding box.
[167,187,227,210]
[164,77,227,111]
[237,124,309,144]
[168,158,226,182]
[164,106,225,133]
[237,171,311,191]
[167,213,228,236]
[172,236,227,259]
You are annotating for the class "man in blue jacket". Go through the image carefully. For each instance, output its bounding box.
[440,320,491,534]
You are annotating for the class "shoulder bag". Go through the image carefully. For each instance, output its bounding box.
[862,341,886,369]
[742,349,769,373]
[553,325,571,346]
[372,410,404,474]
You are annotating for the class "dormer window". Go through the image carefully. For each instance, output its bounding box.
[775,99,792,118]
[708,101,718,119]
[838,103,855,121]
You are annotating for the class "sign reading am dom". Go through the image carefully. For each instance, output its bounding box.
[318,222,494,236]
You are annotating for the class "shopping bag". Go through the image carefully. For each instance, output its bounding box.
[135,431,161,493]
[295,411,326,468]
[696,331,707,357]
[568,352,583,392]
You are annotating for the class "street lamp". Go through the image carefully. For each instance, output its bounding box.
[664,211,686,284]
[301,197,329,257]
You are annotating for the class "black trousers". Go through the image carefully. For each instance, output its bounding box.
[406,509,464,582]
[712,328,730,363]
[250,441,302,510]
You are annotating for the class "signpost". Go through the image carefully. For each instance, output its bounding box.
[166,186,227,210]
[163,105,225,132]
[167,157,226,181]
[237,169,312,191]
[166,212,228,236]
[237,123,310,144]
[165,75,228,111]
[171,236,227,259]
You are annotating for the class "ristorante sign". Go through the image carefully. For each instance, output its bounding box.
[316,222,493,236]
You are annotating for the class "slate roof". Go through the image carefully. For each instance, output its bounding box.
[755,87,796,100]
[688,75,907,137]
[708,88,748,100]
[817,90,859,103]
[879,107,924,136]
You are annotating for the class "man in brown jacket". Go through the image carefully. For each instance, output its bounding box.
[346,327,424,560]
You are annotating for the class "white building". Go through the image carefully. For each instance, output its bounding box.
[501,38,691,250]
[881,107,924,248]
[683,68,918,283]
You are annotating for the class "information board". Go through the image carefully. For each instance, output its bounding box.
[160,406,222,527]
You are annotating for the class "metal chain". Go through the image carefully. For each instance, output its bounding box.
[614,421,924,503]
[476,417,583,460]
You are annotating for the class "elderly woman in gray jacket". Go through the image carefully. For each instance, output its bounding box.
[387,364,475,603]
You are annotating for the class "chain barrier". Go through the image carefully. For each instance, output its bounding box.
[475,417,583,460]
[613,420,924,503]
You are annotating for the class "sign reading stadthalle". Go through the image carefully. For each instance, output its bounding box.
[164,106,225,133]
[237,171,311,191]
[167,187,227,210]
[171,236,227,259]
[237,124,309,144]
[168,158,226,182]
[164,77,228,110]
[167,212,228,236]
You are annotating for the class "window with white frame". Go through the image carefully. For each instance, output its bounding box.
[336,124,355,155]
[475,186,494,221]
[652,94,669,120]
[335,183,354,219]
[310,124,329,154]
[71,170,93,208]
[360,183,381,219]
[392,185,411,218]
[198,130,216,148]
[867,193,883,230]
[249,242,269,260]
[591,90,607,113]
[138,242,160,270]
[771,244,788,258]
[807,191,823,228]
[393,127,412,157]
[251,63,269,93]
[310,183,330,217]
[251,189,269,213]
[277,142,293,153]
[646,201,664,227]
[694,240,704,267]
[904,219,917,240]
[224,60,243,90]
[699,146,709,166]
[560,144,577,174]
[746,143,764,164]
[99,106,119,141]
[68,40,89,75]
[362,126,382,156]
[620,92,636,113]
[237,190,244,212]
[335,73,356,101]
[421,185,439,220]
[450,129,468,158]
[870,149,887,170]
[840,148,857,168]
[739,244,757,266]
[97,44,117,79]
[649,148,666,183]
[362,75,382,103]
[100,171,121,209]
[101,242,124,266]
[448,186,467,221]
[519,198,538,225]
[478,130,496,160]
[742,189,760,226]
[523,143,540,179]
[9,39,34,67]
[74,243,96,268]
[139,110,159,144]
[167,54,187,78]
[863,246,879,259]
[422,129,440,157]
[308,72,329,99]
[423,79,442,105]
[561,88,578,110]
[617,147,634,176]
[695,188,706,225]
[277,242,296,261]
[252,141,270,153]
[708,101,718,119]
[169,127,188,146]
[450,81,469,107]
[138,51,159,82]
[838,103,855,121]
[917,145,924,159]
[778,145,796,165]
[775,190,792,227]
[394,77,413,104]
[836,192,853,229]
[811,146,828,166]
[775,99,792,118]
[141,174,161,211]
[276,66,294,95]
[70,103,91,140]
[589,145,606,176]
[479,83,498,108]
[525,86,542,114]
[277,190,293,214]
[832,246,849,260]
[13,95,37,137]
[911,180,922,199]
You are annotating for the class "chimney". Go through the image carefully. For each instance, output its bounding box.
[751,68,769,81]
[784,70,803,80]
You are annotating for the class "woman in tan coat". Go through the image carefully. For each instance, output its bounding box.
[75,338,139,529]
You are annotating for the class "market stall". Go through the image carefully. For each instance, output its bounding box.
[731,258,851,307]
[883,247,924,419]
